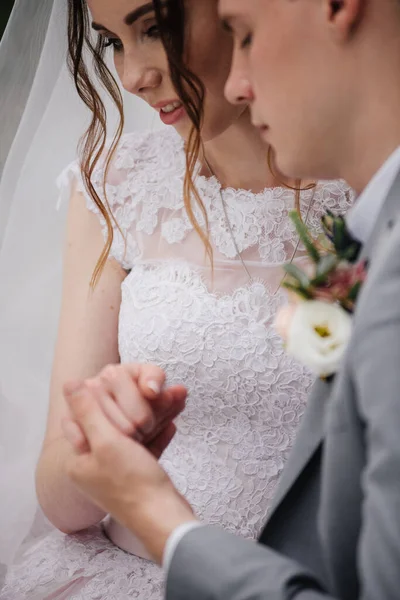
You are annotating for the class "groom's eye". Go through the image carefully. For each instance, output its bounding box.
[221,19,233,34]
[240,32,253,50]
[221,17,252,50]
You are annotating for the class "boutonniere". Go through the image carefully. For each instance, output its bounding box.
[275,210,367,378]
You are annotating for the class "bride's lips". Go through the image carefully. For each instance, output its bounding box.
[152,99,186,126]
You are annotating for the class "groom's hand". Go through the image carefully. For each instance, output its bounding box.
[63,363,187,458]
[64,389,197,563]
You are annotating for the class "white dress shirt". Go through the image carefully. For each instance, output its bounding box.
[162,145,400,573]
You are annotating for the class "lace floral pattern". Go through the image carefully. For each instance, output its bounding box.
[60,128,352,270]
[1,128,353,599]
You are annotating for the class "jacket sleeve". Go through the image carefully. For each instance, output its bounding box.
[166,524,333,600]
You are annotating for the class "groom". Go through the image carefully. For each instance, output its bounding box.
[63,0,400,598]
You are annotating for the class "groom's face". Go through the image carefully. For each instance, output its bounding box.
[220,0,351,181]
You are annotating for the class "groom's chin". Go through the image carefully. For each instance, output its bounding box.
[272,145,335,184]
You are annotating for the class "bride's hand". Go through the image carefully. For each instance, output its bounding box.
[64,389,197,564]
[62,363,187,458]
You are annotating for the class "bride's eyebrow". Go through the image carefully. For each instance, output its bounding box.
[124,2,155,26]
[92,1,158,33]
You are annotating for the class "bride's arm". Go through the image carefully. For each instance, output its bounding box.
[35,185,126,533]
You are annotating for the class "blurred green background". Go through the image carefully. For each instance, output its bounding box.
[1,0,15,39]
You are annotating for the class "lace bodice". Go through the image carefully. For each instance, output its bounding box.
[1,128,353,600]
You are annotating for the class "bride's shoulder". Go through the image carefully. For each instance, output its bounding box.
[117,126,182,158]
[56,128,185,269]
[57,127,184,208]
[106,127,184,181]
[304,178,355,233]
[313,178,355,213]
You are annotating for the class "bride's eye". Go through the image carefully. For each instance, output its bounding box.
[143,24,161,40]
[103,37,124,52]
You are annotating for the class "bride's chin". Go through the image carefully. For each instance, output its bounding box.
[172,120,193,141]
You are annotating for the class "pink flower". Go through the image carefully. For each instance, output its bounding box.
[313,260,367,308]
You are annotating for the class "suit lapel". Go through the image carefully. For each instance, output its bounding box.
[266,167,400,524]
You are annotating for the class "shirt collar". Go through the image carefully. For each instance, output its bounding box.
[346,146,400,244]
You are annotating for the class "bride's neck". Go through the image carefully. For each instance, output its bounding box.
[200,109,289,193]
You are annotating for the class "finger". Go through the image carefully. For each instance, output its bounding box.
[99,366,156,434]
[147,423,177,459]
[134,364,166,397]
[62,418,89,454]
[114,363,167,397]
[96,393,136,438]
[147,386,187,427]
[79,379,137,437]
[143,384,187,422]
[137,386,186,444]
[65,378,142,440]
[65,388,124,450]
[160,386,187,418]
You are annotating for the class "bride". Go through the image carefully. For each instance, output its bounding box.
[0,0,353,598]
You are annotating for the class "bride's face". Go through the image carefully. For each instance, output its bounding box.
[87,0,245,141]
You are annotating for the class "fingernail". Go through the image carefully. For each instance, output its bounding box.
[147,380,161,395]
[64,381,84,396]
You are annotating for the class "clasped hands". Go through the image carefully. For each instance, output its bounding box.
[62,364,198,564]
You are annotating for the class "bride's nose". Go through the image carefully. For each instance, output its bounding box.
[120,55,162,96]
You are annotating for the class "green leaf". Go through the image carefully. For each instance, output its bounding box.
[332,218,347,252]
[289,211,320,263]
[284,263,311,288]
[283,282,313,300]
[342,242,362,263]
[348,281,362,303]
[311,254,337,285]
[321,215,334,233]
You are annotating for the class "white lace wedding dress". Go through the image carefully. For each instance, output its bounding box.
[0,128,353,599]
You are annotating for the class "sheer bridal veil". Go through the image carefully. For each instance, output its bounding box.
[0,0,160,570]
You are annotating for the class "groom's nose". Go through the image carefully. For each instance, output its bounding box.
[225,44,254,105]
[225,76,254,105]
[225,67,254,106]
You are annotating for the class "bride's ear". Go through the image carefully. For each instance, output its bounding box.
[324,0,365,40]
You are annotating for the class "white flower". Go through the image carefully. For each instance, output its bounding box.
[275,300,352,378]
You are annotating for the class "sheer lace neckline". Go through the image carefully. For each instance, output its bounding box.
[157,128,290,198]
[59,128,353,270]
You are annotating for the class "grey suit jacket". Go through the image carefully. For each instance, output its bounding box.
[166,170,400,600]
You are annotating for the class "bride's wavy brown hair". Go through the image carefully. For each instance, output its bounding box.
[67,0,311,286]
[67,0,210,286]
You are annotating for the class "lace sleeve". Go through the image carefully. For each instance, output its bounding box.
[56,131,156,270]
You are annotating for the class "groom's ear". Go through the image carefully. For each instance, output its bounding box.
[324,0,365,39]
